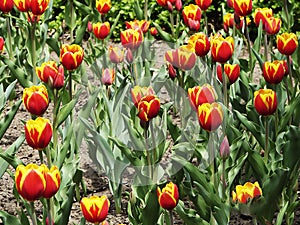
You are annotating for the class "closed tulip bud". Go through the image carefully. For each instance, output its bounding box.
[15,163,46,201]
[131,86,155,107]
[156,0,177,11]
[80,196,110,224]
[233,0,252,17]
[52,65,64,90]
[217,63,240,84]
[253,8,273,27]
[264,17,281,35]
[137,95,160,122]
[126,20,150,34]
[125,48,134,64]
[232,181,262,204]
[93,22,110,40]
[165,45,197,71]
[96,0,111,14]
[87,21,93,32]
[195,0,212,11]
[150,27,158,37]
[262,60,285,84]
[121,29,144,50]
[211,34,234,63]
[168,63,177,80]
[188,84,217,111]
[22,85,49,116]
[276,33,298,56]
[220,136,230,159]
[175,0,182,11]
[45,217,54,225]
[0,37,4,53]
[197,102,223,131]
[227,0,233,8]
[254,89,277,116]
[101,68,115,86]
[108,46,124,64]
[25,117,52,150]
[157,182,179,210]
[0,0,14,13]
[60,44,84,71]
[43,165,61,198]
[182,4,202,31]
[188,33,210,57]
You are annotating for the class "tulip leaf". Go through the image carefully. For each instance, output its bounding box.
[106,12,121,41]
[0,210,21,225]
[153,22,174,43]
[133,1,144,20]
[282,126,300,170]
[73,0,90,14]
[227,152,248,187]
[140,187,160,225]
[74,15,89,44]
[247,150,268,181]
[0,99,22,140]
[275,201,289,225]
[46,38,60,56]
[252,48,264,71]
[253,20,263,59]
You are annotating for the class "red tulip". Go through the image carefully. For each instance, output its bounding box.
[0,0,14,13]
[93,22,110,40]
[101,68,115,86]
[232,181,262,204]
[233,0,252,17]
[188,84,217,111]
[197,102,223,131]
[157,182,179,210]
[188,33,210,57]
[195,0,212,11]
[253,8,273,27]
[137,95,160,122]
[262,60,285,84]
[254,89,277,116]
[168,63,177,79]
[108,46,124,64]
[276,33,298,55]
[60,44,84,71]
[96,0,111,14]
[120,29,144,50]
[36,61,64,90]
[0,37,4,53]
[131,86,155,107]
[211,34,234,63]
[80,196,110,223]
[217,63,240,84]
[42,165,61,199]
[125,20,150,33]
[264,17,281,35]
[150,27,158,37]
[182,4,202,31]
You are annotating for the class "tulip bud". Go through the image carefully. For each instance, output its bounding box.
[220,136,230,160]
[87,21,93,33]
[137,95,160,122]
[108,46,124,64]
[93,22,110,40]
[197,102,223,131]
[233,0,252,17]
[195,0,212,11]
[211,34,234,64]
[276,33,298,56]
[46,217,54,225]
[264,17,281,35]
[175,0,182,11]
[126,48,134,64]
[182,4,202,31]
[96,0,111,14]
[188,33,210,57]
[52,65,65,90]
[101,68,115,86]
[262,60,285,84]
[188,84,217,111]
[217,63,240,85]
[157,182,179,210]
[121,29,144,50]
[150,27,158,37]
[168,63,177,80]
[60,44,84,71]
[131,86,155,107]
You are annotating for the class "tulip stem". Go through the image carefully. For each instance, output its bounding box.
[68,70,72,100]
[30,19,37,84]
[209,132,216,188]
[144,0,148,21]
[264,116,269,164]
[169,210,174,225]
[150,122,158,182]
[47,199,53,225]
[204,11,208,35]
[170,12,175,39]
[264,33,268,61]
[30,202,38,225]
[39,150,44,164]
[222,64,229,109]
[244,17,253,80]
[283,0,291,31]
[53,89,58,155]
[144,127,152,179]
[46,147,52,167]
[6,16,13,59]
[222,159,226,200]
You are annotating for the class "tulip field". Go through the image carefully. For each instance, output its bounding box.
[0,0,300,224]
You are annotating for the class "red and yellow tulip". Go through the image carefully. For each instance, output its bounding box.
[168,63,177,79]
[157,182,179,210]
[188,33,210,57]
[42,165,61,199]
[165,45,197,71]
[276,33,298,56]
[131,86,155,107]
[197,102,223,131]
[264,17,281,35]
[223,13,251,32]
[188,84,217,111]
[60,44,84,71]
[253,8,273,27]
[0,0,14,13]
[156,0,181,11]
[254,89,277,116]
[217,63,240,84]
[14,0,49,15]
[15,163,46,201]
[108,46,124,64]
[36,61,64,89]
[125,20,150,34]
[262,60,285,84]
[92,22,110,40]
[232,181,262,204]
[120,29,144,50]
[195,0,212,11]
[80,195,110,224]
[233,0,252,17]
[137,95,160,122]
[22,85,49,116]
[150,27,158,37]
[25,117,52,150]
[210,34,234,64]
[101,68,115,86]
[182,4,202,31]
[14,0,30,12]
[96,0,111,14]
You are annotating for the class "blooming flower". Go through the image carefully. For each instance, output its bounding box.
[264,17,281,35]
[233,0,252,17]
[42,165,61,198]
[276,33,298,56]
[254,89,277,116]
[108,46,124,64]
[262,60,285,84]
[217,63,240,84]
[131,86,155,107]
[232,181,262,204]
[182,4,202,31]
[25,117,53,150]
[223,13,251,32]
[188,84,217,111]
[22,85,49,116]
[92,22,110,40]
[125,20,150,33]
[195,0,212,11]
[60,44,84,71]
[188,33,210,57]
[14,0,50,15]
[157,182,179,210]
[137,95,161,122]
[120,29,144,50]
[96,0,111,14]
[0,37,4,53]
[36,61,64,89]
[210,34,234,63]
[253,8,273,27]
[80,196,110,223]
[156,0,182,11]
[197,102,223,131]
[0,0,14,13]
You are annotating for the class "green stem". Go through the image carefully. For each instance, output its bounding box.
[244,17,253,80]
[144,127,152,179]
[144,0,148,21]
[209,132,216,187]
[30,202,38,225]
[47,199,53,225]
[68,70,72,100]
[253,216,258,225]
[283,0,291,31]
[39,150,44,164]
[150,122,158,182]
[46,147,52,167]
[6,16,13,59]
[264,33,268,61]
[264,117,269,164]
[31,19,37,84]
[204,11,208,35]
[69,0,74,43]
[170,12,175,38]
[53,89,58,155]
[222,159,226,200]
[222,64,229,109]
[169,210,174,225]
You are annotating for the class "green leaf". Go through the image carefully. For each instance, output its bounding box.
[0,211,21,225]
[46,38,60,56]
[282,126,300,170]
[275,201,289,225]
[75,15,89,44]
[133,1,144,20]
[65,0,77,31]
[279,94,300,133]
[73,0,90,14]
[247,150,268,182]
[252,48,264,70]
[140,187,160,225]
[106,12,121,41]
[153,22,174,43]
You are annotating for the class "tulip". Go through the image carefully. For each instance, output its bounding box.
[108,46,124,64]
[195,0,212,11]
[168,63,177,79]
[131,86,155,107]
[137,95,161,122]
[188,84,217,111]
[197,102,223,131]
[264,17,281,35]
[220,136,230,160]
[15,163,46,201]
[125,20,150,33]
[125,48,134,63]
[42,165,61,199]
[254,89,277,116]
[0,0,14,13]
[156,0,181,11]
[217,63,240,84]
[210,34,234,63]
[120,29,144,50]
[232,181,262,204]
[188,33,210,57]
[25,117,53,150]
[101,68,115,86]
[60,44,84,71]
[157,182,179,210]
[92,22,110,40]
[0,37,4,53]
[27,11,40,23]
[223,13,250,32]
[276,33,298,56]
[165,45,197,71]
[87,21,93,33]
[80,195,110,223]
[182,4,202,31]
[150,27,158,37]
[253,8,273,27]
[262,60,285,84]
[30,0,49,15]
[227,0,233,8]
[280,60,289,76]
[22,85,49,116]
[14,0,31,12]
[36,61,65,89]
[233,0,252,17]
[96,0,111,14]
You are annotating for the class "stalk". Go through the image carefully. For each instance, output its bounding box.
[39,150,44,164]
[47,199,53,225]
[53,89,58,155]
[46,146,52,167]
[222,159,226,200]
[283,0,291,31]
[264,117,269,164]
[203,11,208,35]
[6,16,13,59]
[69,0,74,43]
[150,122,158,182]
[222,64,229,109]
[170,12,175,38]
[30,202,38,225]
[144,127,152,179]
[144,0,148,21]
[30,19,37,84]
[68,71,72,100]
[244,17,253,80]
[209,132,216,187]
[169,210,174,225]
[264,33,268,61]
